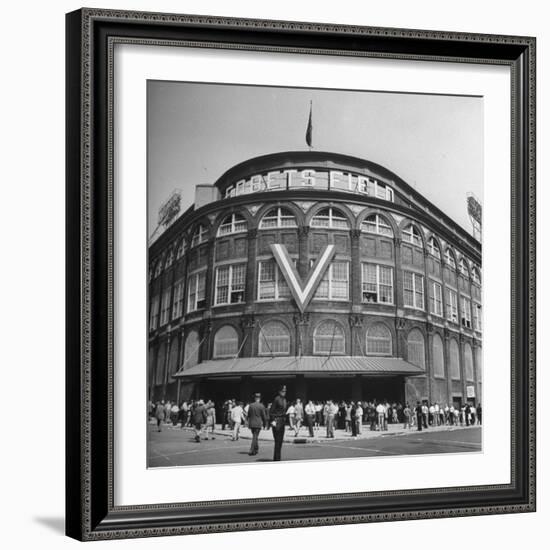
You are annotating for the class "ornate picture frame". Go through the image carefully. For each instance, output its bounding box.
[65,8,536,540]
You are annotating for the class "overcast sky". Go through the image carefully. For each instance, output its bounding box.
[147,81,483,239]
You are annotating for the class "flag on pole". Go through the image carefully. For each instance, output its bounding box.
[305,101,313,148]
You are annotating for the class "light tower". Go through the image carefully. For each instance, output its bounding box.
[467,192,482,241]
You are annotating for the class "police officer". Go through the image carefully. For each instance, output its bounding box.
[269,385,287,461]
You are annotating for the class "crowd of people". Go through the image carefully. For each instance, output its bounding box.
[149,397,482,440]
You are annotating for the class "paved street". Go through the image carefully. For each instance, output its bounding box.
[148,424,481,467]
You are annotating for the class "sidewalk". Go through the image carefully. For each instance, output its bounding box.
[156,420,480,444]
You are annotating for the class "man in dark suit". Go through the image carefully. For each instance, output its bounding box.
[247,393,268,456]
[192,399,208,442]
[269,385,287,461]
[415,401,423,432]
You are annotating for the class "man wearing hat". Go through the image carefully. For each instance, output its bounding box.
[246,393,268,456]
[269,385,288,461]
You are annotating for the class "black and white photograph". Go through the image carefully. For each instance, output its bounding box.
[146,81,484,467]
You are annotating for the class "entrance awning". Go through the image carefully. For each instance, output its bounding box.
[173,356,424,379]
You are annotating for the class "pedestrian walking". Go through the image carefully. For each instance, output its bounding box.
[192,400,208,442]
[403,403,412,429]
[350,402,358,437]
[422,402,429,428]
[476,403,482,425]
[294,398,304,437]
[376,402,386,431]
[269,385,288,461]
[305,400,316,437]
[355,401,363,435]
[247,393,268,456]
[205,400,216,440]
[154,401,164,432]
[325,400,338,438]
[286,402,296,434]
[415,401,423,431]
[230,401,245,441]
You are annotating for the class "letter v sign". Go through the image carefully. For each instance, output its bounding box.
[270,243,336,313]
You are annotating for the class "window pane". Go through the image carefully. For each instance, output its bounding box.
[366,323,392,355]
[450,339,461,379]
[432,333,445,377]
[313,321,345,354]
[214,325,239,358]
[407,329,425,368]
[259,321,290,355]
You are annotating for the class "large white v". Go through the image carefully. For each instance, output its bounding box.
[270,243,336,313]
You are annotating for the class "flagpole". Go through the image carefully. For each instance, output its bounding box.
[305,100,313,151]
[308,100,312,151]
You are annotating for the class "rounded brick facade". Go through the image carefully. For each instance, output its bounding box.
[148,151,482,408]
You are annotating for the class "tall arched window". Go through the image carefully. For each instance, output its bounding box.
[213,325,239,358]
[450,338,461,380]
[259,207,297,229]
[310,207,350,230]
[168,339,179,376]
[402,224,423,248]
[258,321,291,356]
[155,342,167,385]
[191,224,208,247]
[182,330,200,370]
[153,259,163,278]
[432,333,445,378]
[164,249,174,268]
[217,213,248,236]
[176,239,186,260]
[445,249,457,270]
[464,342,474,381]
[472,267,481,284]
[407,328,425,368]
[361,214,393,237]
[475,345,482,382]
[313,320,346,355]
[428,237,441,260]
[366,323,392,355]
[459,258,470,277]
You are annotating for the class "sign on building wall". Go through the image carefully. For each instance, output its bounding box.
[223,169,394,201]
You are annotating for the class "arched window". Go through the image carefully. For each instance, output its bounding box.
[407,328,425,368]
[472,266,481,285]
[191,224,208,247]
[164,249,174,269]
[258,321,291,356]
[450,338,460,380]
[176,239,186,260]
[445,249,457,270]
[402,224,423,248]
[153,259,163,278]
[217,213,248,236]
[213,325,239,358]
[361,214,393,237]
[182,331,200,370]
[155,342,167,385]
[366,323,392,355]
[475,345,482,382]
[464,342,474,381]
[459,258,470,277]
[428,237,441,260]
[313,320,346,355]
[432,333,445,378]
[259,207,297,229]
[310,207,350,230]
[168,339,179,376]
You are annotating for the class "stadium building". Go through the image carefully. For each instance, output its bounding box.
[148,151,482,409]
